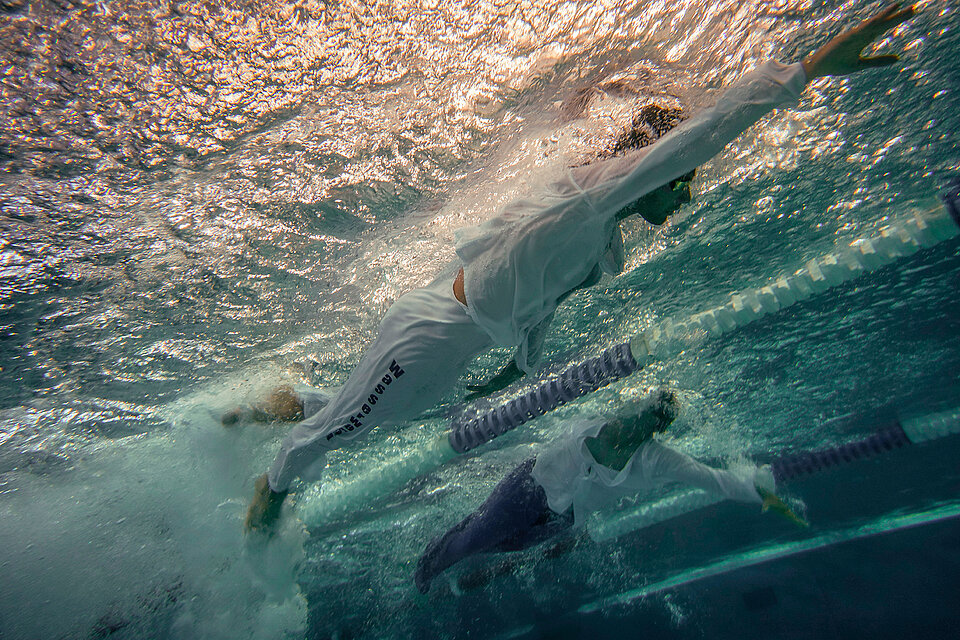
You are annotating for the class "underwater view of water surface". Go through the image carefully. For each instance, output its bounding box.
[1,0,959,638]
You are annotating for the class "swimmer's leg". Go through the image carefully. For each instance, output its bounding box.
[250,275,491,533]
[415,458,568,593]
[222,385,304,427]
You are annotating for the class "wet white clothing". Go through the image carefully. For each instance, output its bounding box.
[531,417,774,526]
[268,60,807,491]
[293,385,339,420]
[268,266,492,492]
[456,61,807,361]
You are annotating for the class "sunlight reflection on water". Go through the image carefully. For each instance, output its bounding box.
[0,1,957,637]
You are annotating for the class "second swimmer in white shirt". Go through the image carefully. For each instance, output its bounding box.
[414,389,806,593]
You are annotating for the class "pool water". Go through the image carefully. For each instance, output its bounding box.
[0,1,957,638]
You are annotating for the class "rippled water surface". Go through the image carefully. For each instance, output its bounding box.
[1,0,958,638]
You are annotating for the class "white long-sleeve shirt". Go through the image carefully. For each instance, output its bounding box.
[269,61,807,491]
[455,61,807,370]
[531,417,774,525]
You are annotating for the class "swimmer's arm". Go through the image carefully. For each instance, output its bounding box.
[650,444,808,528]
[585,4,917,214]
[636,442,807,528]
[802,3,916,80]
[464,359,524,401]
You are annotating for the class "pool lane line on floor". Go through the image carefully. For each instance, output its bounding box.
[574,500,960,617]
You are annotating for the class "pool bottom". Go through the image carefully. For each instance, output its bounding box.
[502,505,960,639]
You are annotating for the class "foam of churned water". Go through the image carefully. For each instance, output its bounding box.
[0,378,307,640]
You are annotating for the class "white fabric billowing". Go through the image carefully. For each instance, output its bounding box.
[268,269,492,492]
[294,385,340,419]
[531,417,769,526]
[598,226,625,276]
[514,311,555,375]
[455,61,807,358]
[268,61,807,491]
[513,235,618,374]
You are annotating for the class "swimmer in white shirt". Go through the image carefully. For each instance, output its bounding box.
[414,389,805,593]
[243,5,918,534]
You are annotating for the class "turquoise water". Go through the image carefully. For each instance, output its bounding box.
[1,1,958,638]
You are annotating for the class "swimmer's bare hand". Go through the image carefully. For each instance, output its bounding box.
[803,3,917,80]
[464,360,524,402]
[464,382,499,402]
[758,487,809,529]
[244,473,288,535]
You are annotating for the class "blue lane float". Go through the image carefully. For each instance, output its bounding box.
[771,407,960,484]
[770,421,912,484]
[449,342,639,453]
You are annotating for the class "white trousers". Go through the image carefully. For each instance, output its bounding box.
[268,265,492,492]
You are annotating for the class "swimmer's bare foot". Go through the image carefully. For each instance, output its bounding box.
[942,176,960,225]
[244,473,288,535]
[221,407,248,427]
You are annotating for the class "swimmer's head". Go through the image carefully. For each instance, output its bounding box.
[616,170,695,224]
[559,75,685,163]
[612,387,679,439]
[557,73,693,224]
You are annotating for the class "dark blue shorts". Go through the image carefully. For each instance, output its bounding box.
[415,458,573,592]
